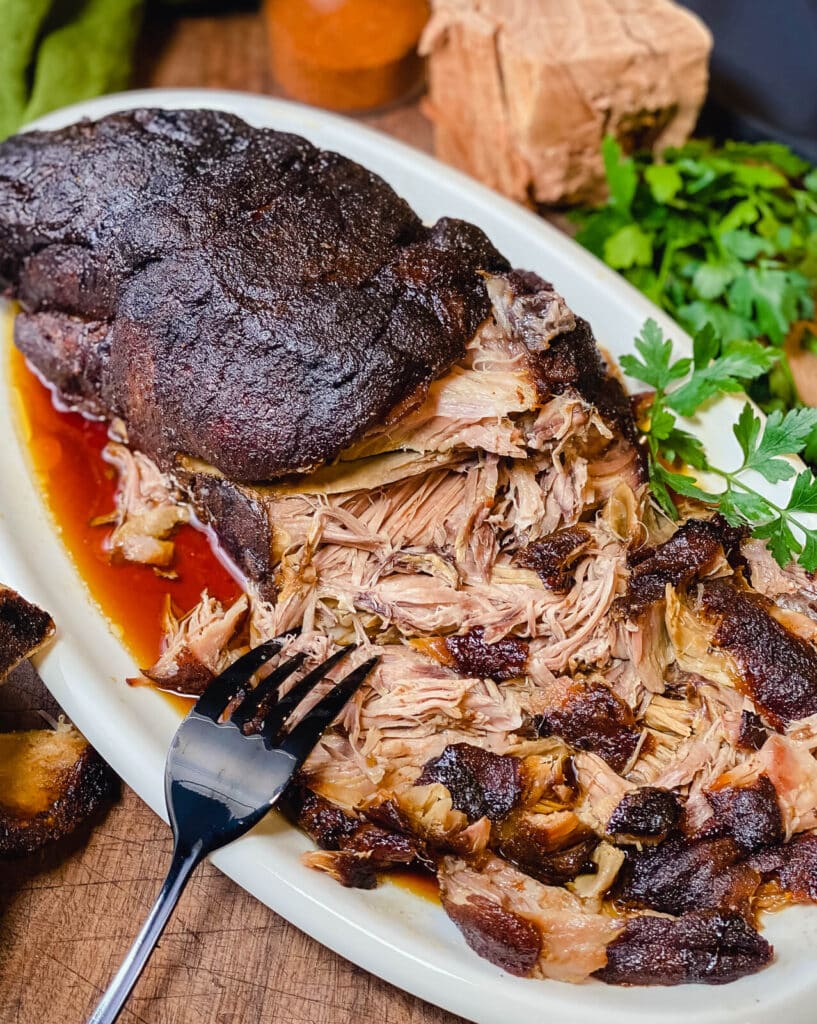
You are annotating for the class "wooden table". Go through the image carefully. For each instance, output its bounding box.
[0,9,464,1024]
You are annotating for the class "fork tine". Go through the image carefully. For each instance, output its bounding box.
[242,644,357,737]
[192,635,293,721]
[226,651,309,725]
[275,656,380,760]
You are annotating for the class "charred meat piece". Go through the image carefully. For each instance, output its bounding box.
[0,726,116,855]
[141,593,248,695]
[0,585,55,680]
[417,743,522,823]
[750,833,817,903]
[494,810,598,885]
[286,784,428,888]
[442,893,542,976]
[535,677,640,774]
[515,526,591,593]
[301,818,426,890]
[491,271,642,456]
[705,776,784,854]
[363,785,491,856]
[737,710,768,752]
[606,787,682,844]
[616,836,759,917]
[596,910,773,986]
[14,312,110,418]
[700,580,817,727]
[0,108,508,482]
[442,628,529,681]
[616,516,746,620]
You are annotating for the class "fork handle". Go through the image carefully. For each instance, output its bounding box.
[86,840,205,1024]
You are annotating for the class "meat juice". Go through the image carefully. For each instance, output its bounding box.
[6,333,241,706]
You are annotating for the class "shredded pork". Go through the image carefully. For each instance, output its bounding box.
[102,270,817,987]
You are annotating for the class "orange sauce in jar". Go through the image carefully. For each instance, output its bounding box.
[265,0,430,112]
[7,335,242,698]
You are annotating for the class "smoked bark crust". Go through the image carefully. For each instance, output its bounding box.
[0,108,508,482]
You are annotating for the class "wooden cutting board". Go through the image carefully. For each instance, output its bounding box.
[0,10,463,1024]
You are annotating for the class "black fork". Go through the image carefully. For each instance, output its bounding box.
[87,637,379,1024]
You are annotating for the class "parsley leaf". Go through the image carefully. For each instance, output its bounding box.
[738,407,817,482]
[619,319,690,391]
[623,319,817,570]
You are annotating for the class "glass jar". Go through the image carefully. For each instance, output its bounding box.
[265,0,430,113]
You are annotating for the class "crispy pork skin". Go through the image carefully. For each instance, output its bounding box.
[596,910,773,986]
[0,108,508,481]
[0,585,54,680]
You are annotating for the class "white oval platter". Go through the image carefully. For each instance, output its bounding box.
[1,89,815,1024]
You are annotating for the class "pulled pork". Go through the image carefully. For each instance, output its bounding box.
[105,271,817,987]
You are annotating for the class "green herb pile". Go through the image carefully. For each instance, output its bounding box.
[573,137,817,414]
[625,319,817,571]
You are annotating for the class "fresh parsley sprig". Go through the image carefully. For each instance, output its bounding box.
[574,137,817,417]
[625,320,817,570]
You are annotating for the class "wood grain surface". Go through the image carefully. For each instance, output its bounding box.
[0,9,462,1024]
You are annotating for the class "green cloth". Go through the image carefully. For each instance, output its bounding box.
[0,0,145,139]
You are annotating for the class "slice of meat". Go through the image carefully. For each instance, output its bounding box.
[666,579,817,729]
[286,783,428,889]
[487,271,643,456]
[0,585,55,680]
[416,743,522,823]
[699,580,817,727]
[616,516,745,620]
[535,676,640,773]
[363,785,492,856]
[615,836,760,918]
[494,810,598,885]
[438,854,622,981]
[0,726,115,855]
[413,628,529,682]
[712,734,817,837]
[1,108,509,481]
[443,892,542,976]
[595,910,773,986]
